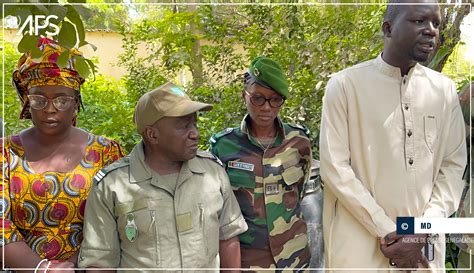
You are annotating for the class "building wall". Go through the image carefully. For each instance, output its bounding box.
[4,29,128,80]
[3,29,247,85]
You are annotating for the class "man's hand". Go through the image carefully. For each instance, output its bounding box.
[379,232,429,270]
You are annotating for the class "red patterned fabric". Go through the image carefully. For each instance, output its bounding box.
[1,134,124,260]
[12,37,85,119]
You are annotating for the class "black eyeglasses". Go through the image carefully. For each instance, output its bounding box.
[27,94,76,111]
[244,91,285,108]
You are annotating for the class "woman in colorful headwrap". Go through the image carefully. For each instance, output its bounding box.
[210,57,312,271]
[1,38,124,271]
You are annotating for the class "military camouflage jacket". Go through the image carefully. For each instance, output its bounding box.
[210,115,312,270]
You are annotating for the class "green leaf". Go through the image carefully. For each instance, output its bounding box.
[73,5,92,21]
[48,5,68,21]
[428,46,449,70]
[57,49,70,68]
[58,21,77,49]
[1,1,19,17]
[16,9,32,30]
[18,34,38,53]
[84,59,97,79]
[78,41,97,52]
[89,43,98,52]
[31,47,43,59]
[66,5,85,44]
[74,56,90,79]
[33,4,49,15]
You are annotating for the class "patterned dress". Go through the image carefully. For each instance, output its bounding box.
[1,133,124,261]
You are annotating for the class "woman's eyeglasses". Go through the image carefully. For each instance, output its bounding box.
[244,91,284,108]
[27,95,76,111]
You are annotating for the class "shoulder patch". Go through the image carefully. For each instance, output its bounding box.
[197,150,223,167]
[288,124,310,136]
[93,157,130,184]
[209,127,234,144]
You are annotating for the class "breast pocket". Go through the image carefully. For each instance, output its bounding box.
[116,198,160,266]
[281,165,304,210]
[424,115,438,153]
[198,192,223,264]
[175,194,221,267]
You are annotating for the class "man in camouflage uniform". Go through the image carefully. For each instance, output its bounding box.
[210,57,312,271]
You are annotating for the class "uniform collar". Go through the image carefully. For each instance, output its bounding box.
[240,114,285,137]
[129,141,205,184]
[240,114,285,147]
[374,53,422,80]
[168,158,205,189]
[129,141,151,183]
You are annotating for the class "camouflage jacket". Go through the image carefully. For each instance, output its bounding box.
[210,115,312,270]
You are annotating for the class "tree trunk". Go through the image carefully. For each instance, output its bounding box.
[188,3,204,88]
[422,3,470,72]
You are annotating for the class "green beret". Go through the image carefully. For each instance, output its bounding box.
[249,56,289,98]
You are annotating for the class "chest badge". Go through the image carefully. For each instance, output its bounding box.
[265,183,280,195]
[228,161,255,172]
[125,213,138,242]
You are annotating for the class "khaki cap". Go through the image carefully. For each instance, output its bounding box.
[134,82,212,133]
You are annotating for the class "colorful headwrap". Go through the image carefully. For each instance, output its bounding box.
[12,37,85,119]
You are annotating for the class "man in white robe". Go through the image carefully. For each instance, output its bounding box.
[320,0,467,271]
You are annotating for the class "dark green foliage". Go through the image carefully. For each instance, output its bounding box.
[119,5,385,157]
[77,76,141,152]
[1,42,32,136]
[5,1,96,79]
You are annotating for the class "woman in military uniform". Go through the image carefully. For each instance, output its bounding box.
[210,56,312,271]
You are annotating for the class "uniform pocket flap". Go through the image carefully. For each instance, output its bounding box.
[115,199,151,215]
[227,168,256,188]
[282,166,304,186]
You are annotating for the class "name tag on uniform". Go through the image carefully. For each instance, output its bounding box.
[228,161,254,172]
[265,183,279,195]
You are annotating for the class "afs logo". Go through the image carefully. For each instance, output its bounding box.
[17,15,60,36]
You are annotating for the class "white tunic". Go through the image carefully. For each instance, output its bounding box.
[320,54,466,272]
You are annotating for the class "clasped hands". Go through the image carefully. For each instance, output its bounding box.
[380,232,429,272]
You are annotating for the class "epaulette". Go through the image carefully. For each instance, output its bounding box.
[288,124,310,137]
[93,157,130,184]
[209,127,234,144]
[197,150,223,167]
